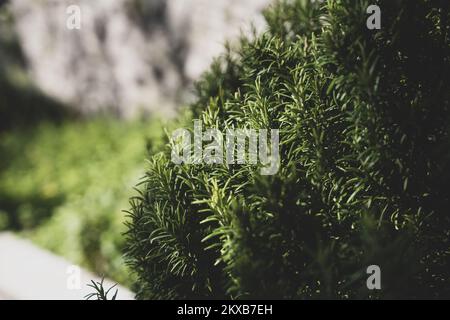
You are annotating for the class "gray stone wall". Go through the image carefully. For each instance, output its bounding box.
[8,0,271,117]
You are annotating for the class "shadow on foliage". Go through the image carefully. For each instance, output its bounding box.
[0,2,77,133]
[0,192,65,231]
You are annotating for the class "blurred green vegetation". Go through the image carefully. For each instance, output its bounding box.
[0,118,166,285]
[0,3,172,286]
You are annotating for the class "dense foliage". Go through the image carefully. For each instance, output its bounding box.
[125,0,450,299]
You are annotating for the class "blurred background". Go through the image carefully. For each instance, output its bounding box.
[0,0,271,296]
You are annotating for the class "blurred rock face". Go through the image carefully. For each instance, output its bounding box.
[9,0,271,118]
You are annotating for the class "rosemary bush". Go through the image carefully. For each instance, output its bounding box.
[125,0,450,299]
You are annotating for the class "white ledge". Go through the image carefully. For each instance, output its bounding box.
[0,232,134,300]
